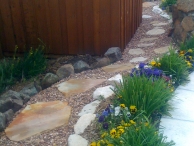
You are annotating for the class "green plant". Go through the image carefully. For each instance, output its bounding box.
[156,48,189,86]
[105,122,175,146]
[160,0,177,8]
[113,75,173,118]
[180,35,194,53]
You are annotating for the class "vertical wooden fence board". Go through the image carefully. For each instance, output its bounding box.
[34,0,50,53]
[0,6,6,53]
[110,0,121,48]
[82,0,94,54]
[65,0,78,55]
[0,0,15,51]
[58,0,68,54]
[22,0,38,48]
[120,0,125,50]
[46,0,62,54]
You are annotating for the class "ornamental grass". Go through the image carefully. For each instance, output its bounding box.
[113,75,173,118]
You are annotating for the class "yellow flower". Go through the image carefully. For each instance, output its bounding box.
[107,144,114,146]
[130,120,136,125]
[180,50,185,54]
[150,60,156,66]
[188,49,193,53]
[90,142,97,146]
[170,87,174,92]
[118,95,122,98]
[120,104,126,108]
[136,128,139,131]
[110,128,116,137]
[124,123,131,127]
[118,128,125,134]
[145,122,149,127]
[97,141,101,146]
[187,62,192,68]
[130,105,137,114]
[157,63,161,67]
[101,132,108,138]
[117,126,124,129]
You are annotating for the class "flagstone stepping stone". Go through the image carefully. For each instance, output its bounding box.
[57,79,106,97]
[140,37,158,42]
[146,28,165,35]
[137,43,155,48]
[74,113,96,134]
[142,15,152,19]
[5,101,71,141]
[93,85,115,100]
[68,134,88,146]
[154,46,170,54]
[108,74,123,87]
[143,2,155,8]
[102,63,134,73]
[78,100,101,116]
[153,22,168,27]
[130,57,148,63]
[150,21,160,24]
[128,48,145,55]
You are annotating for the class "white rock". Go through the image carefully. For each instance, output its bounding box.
[68,134,88,146]
[142,15,152,19]
[78,100,101,116]
[93,85,115,100]
[74,113,96,134]
[115,106,121,116]
[108,74,123,87]
[160,12,171,20]
[152,5,163,14]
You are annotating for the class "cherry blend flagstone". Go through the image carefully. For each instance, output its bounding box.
[57,79,106,97]
[102,63,134,73]
[5,101,71,141]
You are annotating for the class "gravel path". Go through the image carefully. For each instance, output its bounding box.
[0,1,174,146]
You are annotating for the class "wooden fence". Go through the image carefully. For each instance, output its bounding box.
[0,0,142,56]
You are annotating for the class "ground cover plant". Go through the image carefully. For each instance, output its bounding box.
[160,0,177,8]
[0,45,47,93]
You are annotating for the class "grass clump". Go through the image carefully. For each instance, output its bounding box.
[113,75,173,118]
[152,48,189,86]
[0,45,47,93]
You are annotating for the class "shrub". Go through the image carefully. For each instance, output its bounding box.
[160,0,177,8]
[154,48,189,86]
[113,75,173,118]
[180,35,194,53]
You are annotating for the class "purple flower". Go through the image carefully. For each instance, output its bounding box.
[102,110,109,116]
[98,115,105,123]
[139,63,145,69]
[103,122,109,130]
[153,69,163,76]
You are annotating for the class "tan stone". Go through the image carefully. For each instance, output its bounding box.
[146,28,165,35]
[174,20,187,42]
[102,63,134,73]
[138,43,155,48]
[5,101,71,141]
[154,46,171,54]
[177,0,194,13]
[150,21,160,24]
[153,22,168,27]
[143,2,155,8]
[128,48,145,55]
[181,16,194,32]
[57,79,106,97]
[140,37,158,42]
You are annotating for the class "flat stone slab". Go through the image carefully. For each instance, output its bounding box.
[153,22,168,27]
[160,118,194,146]
[57,79,106,97]
[154,46,170,54]
[143,2,155,8]
[5,101,71,141]
[140,37,158,43]
[146,28,165,35]
[130,57,148,63]
[102,63,134,73]
[138,43,155,48]
[142,15,152,19]
[93,85,115,100]
[128,48,145,55]
[68,134,88,146]
[150,21,160,24]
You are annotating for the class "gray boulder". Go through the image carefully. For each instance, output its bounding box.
[4,109,14,123]
[91,57,111,69]
[0,98,13,113]
[73,60,90,73]
[41,73,59,89]
[56,64,74,79]
[0,113,6,132]
[104,47,122,63]
[0,90,29,101]
[19,83,38,97]
[12,99,23,112]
